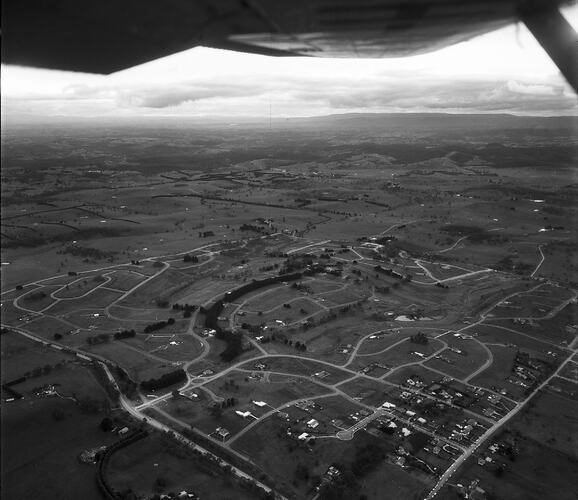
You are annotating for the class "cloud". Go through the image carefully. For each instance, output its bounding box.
[507,80,558,96]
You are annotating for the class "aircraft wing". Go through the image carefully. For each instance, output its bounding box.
[1,0,576,89]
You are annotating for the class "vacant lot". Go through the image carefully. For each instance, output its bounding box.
[470,344,526,398]
[205,369,330,411]
[337,377,389,407]
[472,324,565,358]
[423,340,489,380]
[125,334,203,362]
[243,297,324,327]
[117,268,190,308]
[46,288,124,316]
[238,356,352,385]
[53,276,108,299]
[17,285,61,311]
[104,269,148,291]
[242,285,304,312]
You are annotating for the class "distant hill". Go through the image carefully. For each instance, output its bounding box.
[282,112,578,132]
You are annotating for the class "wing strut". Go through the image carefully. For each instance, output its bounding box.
[520,6,578,93]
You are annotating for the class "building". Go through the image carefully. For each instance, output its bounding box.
[307,418,319,429]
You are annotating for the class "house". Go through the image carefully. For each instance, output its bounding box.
[298,432,309,441]
[216,427,230,439]
[118,427,129,435]
[307,418,319,429]
[236,410,252,418]
[326,466,340,478]
[401,427,411,437]
[253,400,267,407]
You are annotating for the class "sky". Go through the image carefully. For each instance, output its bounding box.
[2,4,577,120]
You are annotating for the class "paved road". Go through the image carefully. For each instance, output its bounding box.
[530,244,545,278]
[438,236,469,254]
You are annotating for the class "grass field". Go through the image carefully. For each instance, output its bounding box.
[470,344,527,399]
[384,364,445,387]
[103,269,148,291]
[59,309,137,331]
[242,297,324,327]
[508,389,578,459]
[116,268,191,308]
[177,278,238,306]
[85,341,172,381]
[107,433,257,500]
[22,315,85,344]
[320,286,367,307]
[471,324,566,358]
[107,305,176,322]
[295,313,385,362]
[237,356,351,385]
[304,278,344,294]
[125,334,203,362]
[1,332,72,381]
[1,361,115,500]
[242,285,305,312]
[46,288,125,316]
[53,276,109,299]
[17,285,61,311]
[337,376,388,407]
[438,431,578,500]
[204,369,330,411]
[487,312,577,347]
[422,337,490,380]
[353,337,445,371]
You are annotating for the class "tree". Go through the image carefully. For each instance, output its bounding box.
[295,463,310,481]
[52,409,66,421]
[154,475,168,490]
[54,333,63,340]
[210,404,223,418]
[100,417,114,432]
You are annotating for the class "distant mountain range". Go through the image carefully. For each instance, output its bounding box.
[282,112,578,132]
[6,111,577,133]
